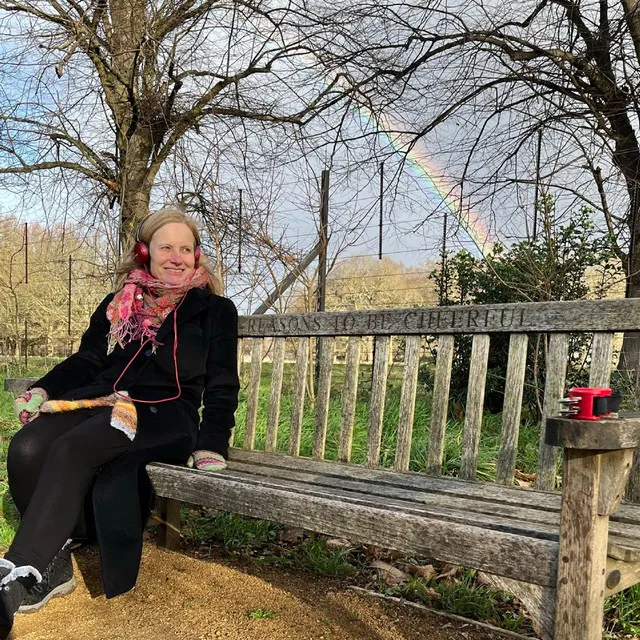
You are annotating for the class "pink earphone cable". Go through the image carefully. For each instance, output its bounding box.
[112,289,188,404]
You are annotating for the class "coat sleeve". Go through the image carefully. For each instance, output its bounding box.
[195,296,240,458]
[33,293,115,399]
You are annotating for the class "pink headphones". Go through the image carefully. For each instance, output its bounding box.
[133,216,201,265]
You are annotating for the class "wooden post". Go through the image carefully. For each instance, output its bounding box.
[546,417,640,640]
[155,496,181,551]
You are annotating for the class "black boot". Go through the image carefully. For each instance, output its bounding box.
[0,569,38,639]
[19,543,75,614]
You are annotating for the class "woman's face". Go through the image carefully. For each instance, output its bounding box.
[148,222,197,285]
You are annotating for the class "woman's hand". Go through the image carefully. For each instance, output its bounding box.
[186,450,227,472]
[13,387,48,425]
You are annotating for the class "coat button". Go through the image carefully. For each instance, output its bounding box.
[145,349,153,357]
[150,406,158,414]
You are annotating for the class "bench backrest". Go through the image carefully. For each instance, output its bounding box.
[237,299,640,491]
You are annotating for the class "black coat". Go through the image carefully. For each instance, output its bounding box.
[32,287,240,598]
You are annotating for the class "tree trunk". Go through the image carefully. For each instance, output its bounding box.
[117,132,158,248]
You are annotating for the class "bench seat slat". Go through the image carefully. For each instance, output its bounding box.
[219,466,558,541]
[224,459,640,546]
[288,338,309,456]
[244,338,263,450]
[266,337,285,452]
[589,332,614,388]
[427,334,454,475]
[460,334,490,480]
[367,335,391,467]
[394,335,421,472]
[146,462,558,587]
[537,333,569,490]
[227,449,640,526]
[313,337,334,459]
[226,460,559,535]
[496,334,528,485]
[338,337,361,462]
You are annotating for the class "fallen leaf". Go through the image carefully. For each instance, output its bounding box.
[326,538,351,551]
[435,564,461,581]
[406,563,436,581]
[370,560,409,585]
[452,402,465,421]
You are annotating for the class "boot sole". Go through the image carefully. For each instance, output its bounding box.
[17,575,77,614]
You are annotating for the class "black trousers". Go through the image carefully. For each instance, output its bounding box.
[6,408,132,573]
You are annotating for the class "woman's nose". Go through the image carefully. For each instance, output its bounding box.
[169,251,182,263]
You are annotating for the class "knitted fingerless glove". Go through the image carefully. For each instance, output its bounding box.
[187,450,227,472]
[13,387,48,425]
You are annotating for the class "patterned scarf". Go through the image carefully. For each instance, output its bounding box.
[40,393,139,441]
[106,267,208,355]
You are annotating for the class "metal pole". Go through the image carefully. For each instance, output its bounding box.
[24,317,27,369]
[317,170,329,314]
[439,209,448,305]
[24,222,28,284]
[379,162,384,260]
[316,169,330,385]
[238,188,243,273]
[533,129,542,240]
[68,256,72,336]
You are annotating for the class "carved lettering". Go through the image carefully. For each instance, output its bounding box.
[518,308,532,328]
[404,311,418,330]
[468,309,479,328]
[368,315,377,330]
[440,311,453,329]
[343,314,356,332]
[452,310,464,328]
[501,309,514,328]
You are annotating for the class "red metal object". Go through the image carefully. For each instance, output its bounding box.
[568,387,612,420]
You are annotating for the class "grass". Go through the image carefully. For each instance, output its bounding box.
[1,358,639,637]
[247,608,276,620]
[0,359,58,551]
[232,361,543,481]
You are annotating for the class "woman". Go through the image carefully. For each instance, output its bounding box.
[1,208,240,638]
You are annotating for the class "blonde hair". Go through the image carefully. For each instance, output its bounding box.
[114,207,223,295]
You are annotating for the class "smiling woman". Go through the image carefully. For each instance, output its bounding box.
[149,222,198,285]
[0,207,239,639]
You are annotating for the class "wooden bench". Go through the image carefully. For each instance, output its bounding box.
[6,298,640,639]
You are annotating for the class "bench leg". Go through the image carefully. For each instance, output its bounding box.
[155,497,182,551]
[479,574,555,640]
[554,449,630,640]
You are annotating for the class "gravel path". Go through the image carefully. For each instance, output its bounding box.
[11,543,522,640]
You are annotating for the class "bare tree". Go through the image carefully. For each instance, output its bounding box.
[295,0,640,371]
[0,0,391,244]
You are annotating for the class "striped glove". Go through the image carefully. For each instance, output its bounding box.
[13,387,48,425]
[186,450,227,472]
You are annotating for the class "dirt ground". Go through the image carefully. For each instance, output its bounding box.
[9,543,523,640]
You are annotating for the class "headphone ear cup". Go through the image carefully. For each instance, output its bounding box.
[194,245,201,265]
[134,241,149,265]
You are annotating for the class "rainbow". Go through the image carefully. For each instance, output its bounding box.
[355,104,495,253]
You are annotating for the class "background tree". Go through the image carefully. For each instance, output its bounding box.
[429,203,624,413]
[0,216,108,358]
[0,0,384,244]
